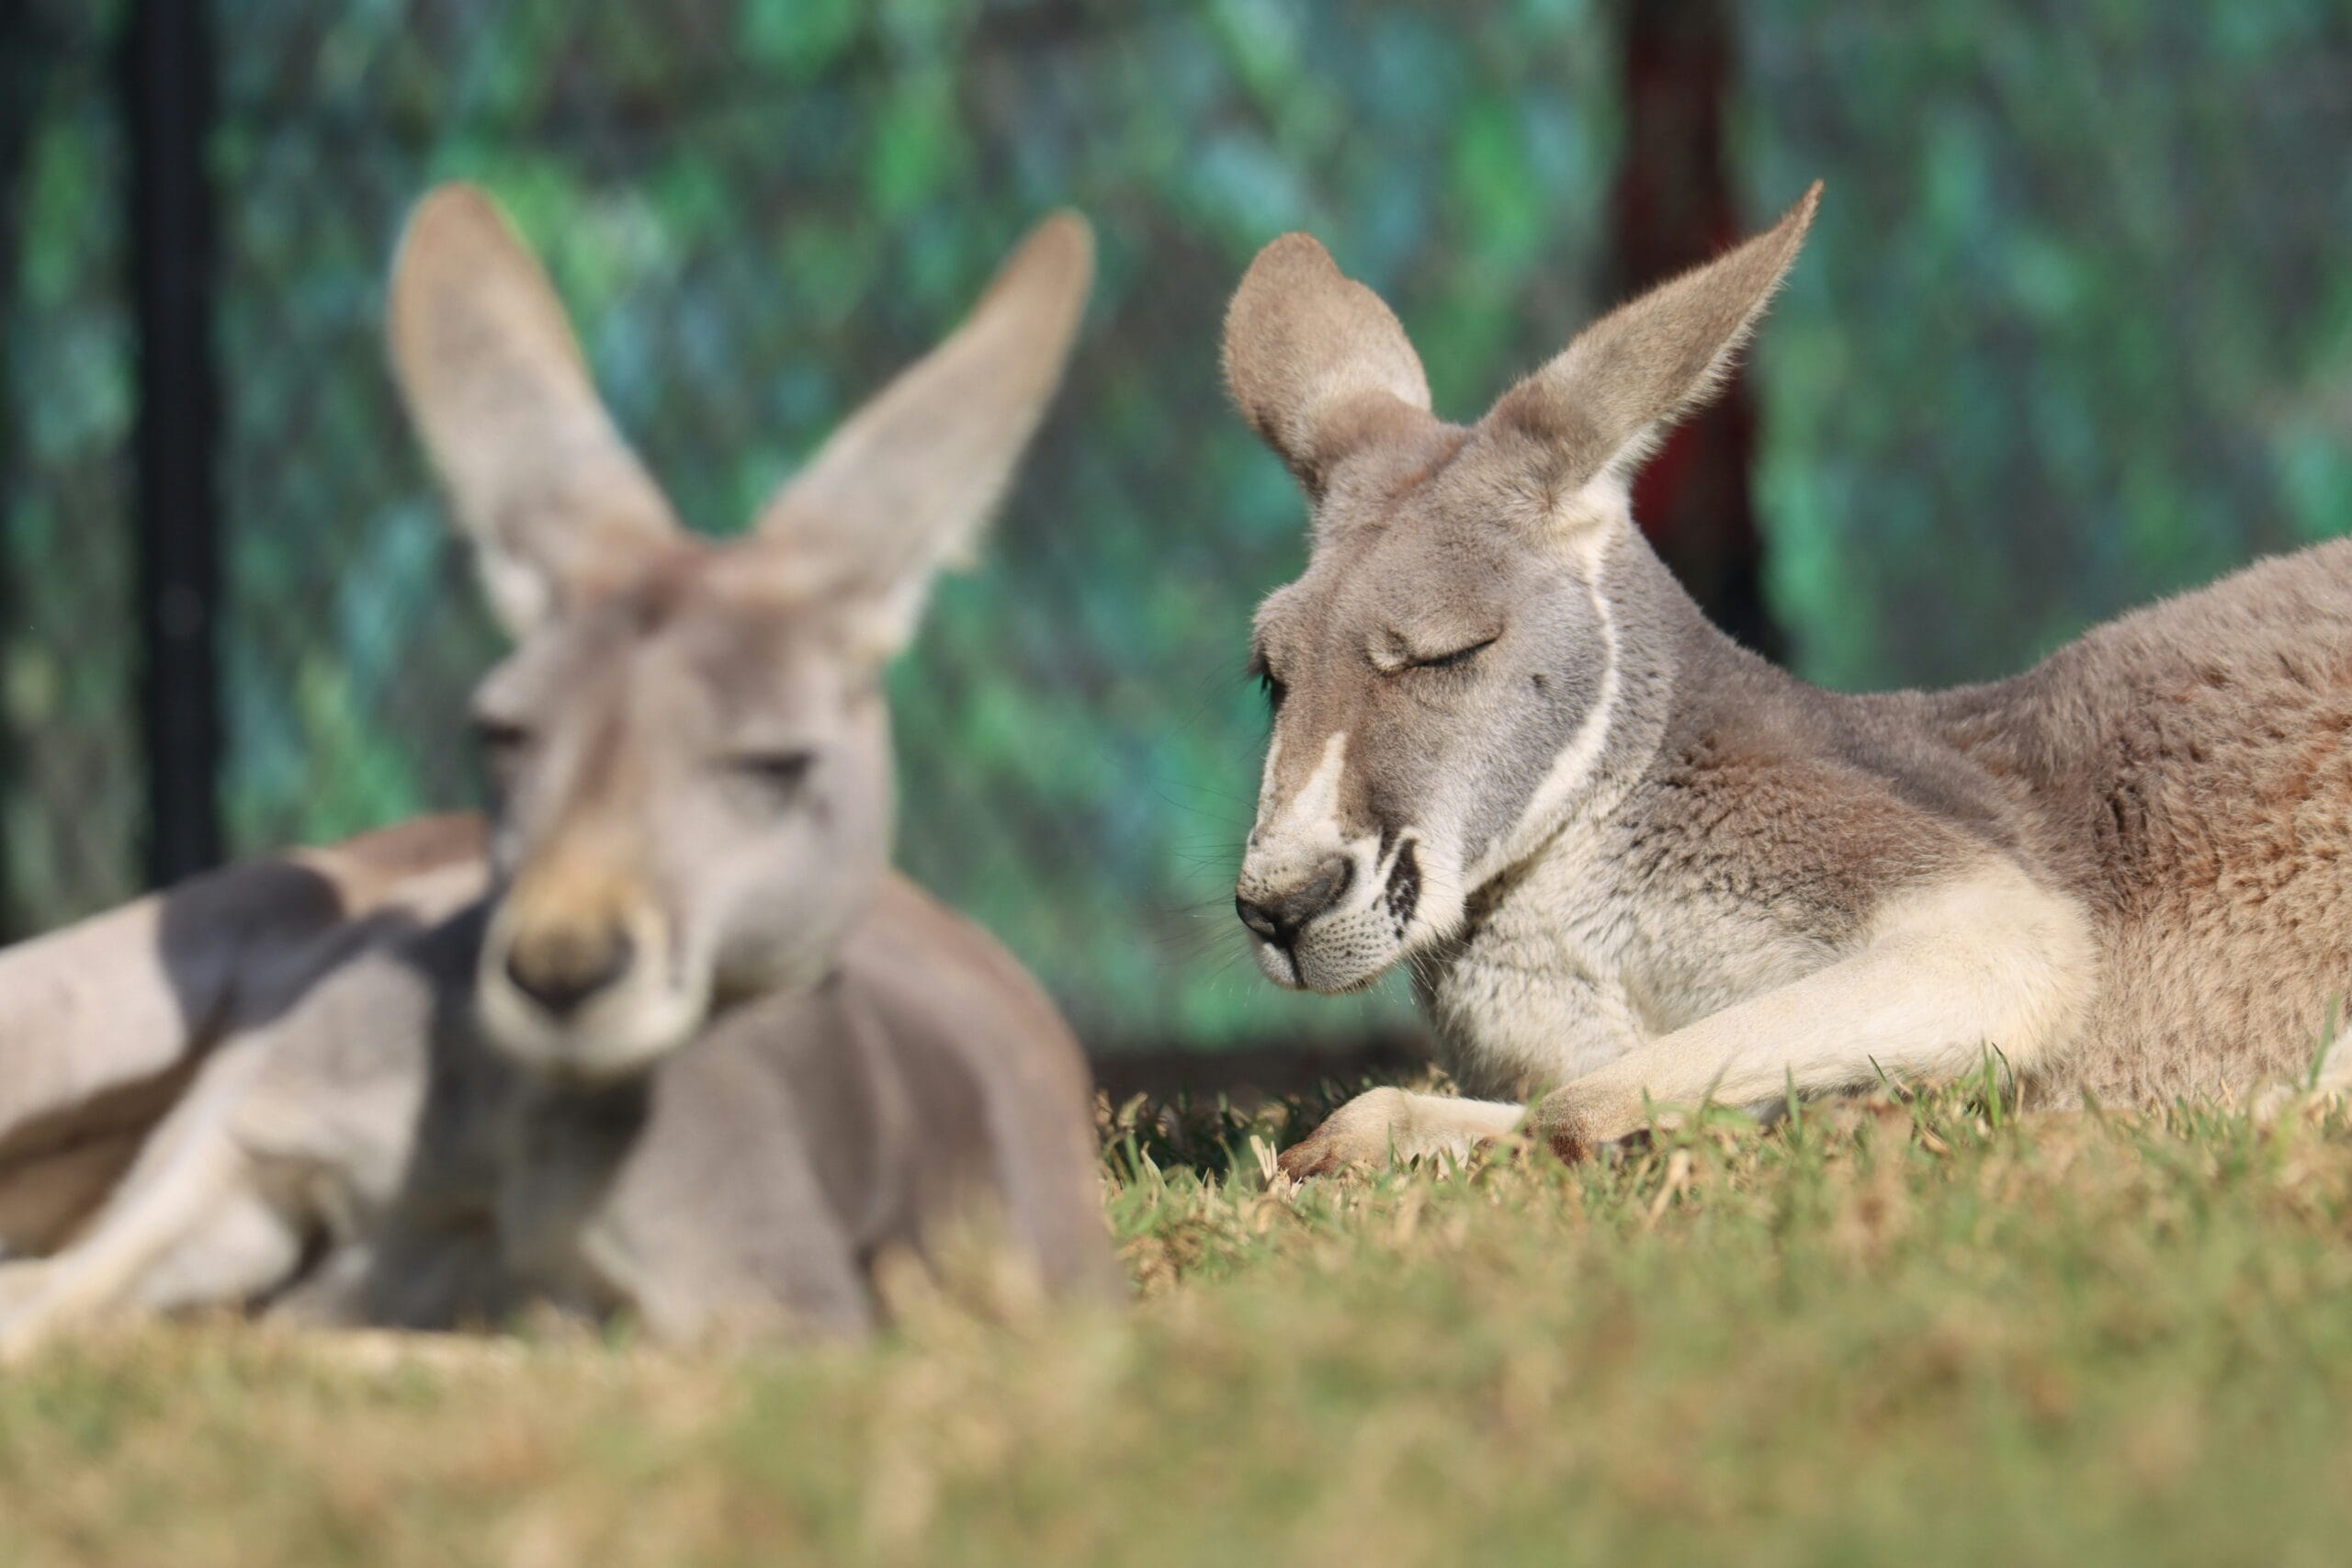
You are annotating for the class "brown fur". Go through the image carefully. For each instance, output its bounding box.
[1227,186,2352,1179]
[0,188,1115,1350]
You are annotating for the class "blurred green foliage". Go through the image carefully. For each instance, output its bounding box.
[2,0,140,925]
[1736,1,2352,689]
[4,0,2349,1052]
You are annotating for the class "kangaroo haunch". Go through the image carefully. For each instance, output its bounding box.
[1227,186,2352,1177]
[0,187,1117,1353]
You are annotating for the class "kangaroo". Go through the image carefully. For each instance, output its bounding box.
[1227,184,2352,1179]
[0,186,1116,1353]
[0,815,487,1259]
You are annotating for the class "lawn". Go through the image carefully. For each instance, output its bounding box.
[5,1083,2352,1567]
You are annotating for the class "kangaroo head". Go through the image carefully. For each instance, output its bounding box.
[389,186,1091,1077]
[1225,185,1819,993]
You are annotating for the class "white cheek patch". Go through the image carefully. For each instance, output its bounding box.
[1256,728,1285,811]
[476,547,556,638]
[1283,729,1350,838]
[1250,729,1357,874]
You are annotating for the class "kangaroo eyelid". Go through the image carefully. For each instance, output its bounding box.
[1404,636,1498,672]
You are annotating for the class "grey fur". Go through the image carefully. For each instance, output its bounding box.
[1226,187,2352,1176]
[0,187,1115,1353]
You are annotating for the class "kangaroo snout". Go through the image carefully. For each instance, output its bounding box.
[502,920,635,1018]
[477,852,706,1078]
[1236,856,1353,948]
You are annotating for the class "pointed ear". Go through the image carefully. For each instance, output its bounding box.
[1222,234,1433,495]
[752,212,1093,658]
[1487,182,1821,494]
[388,184,677,638]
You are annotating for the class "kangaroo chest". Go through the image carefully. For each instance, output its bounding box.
[1424,818,1834,1099]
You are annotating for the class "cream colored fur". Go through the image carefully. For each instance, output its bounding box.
[1226,189,2352,1179]
[0,187,1114,1355]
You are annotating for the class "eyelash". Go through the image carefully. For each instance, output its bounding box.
[1248,637,1495,705]
[1250,652,1287,713]
[729,750,817,800]
[1405,637,1497,673]
[471,717,530,765]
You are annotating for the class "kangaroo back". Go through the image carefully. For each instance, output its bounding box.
[0,190,1112,1353]
[1926,540,2352,1103]
[1220,187,2352,1178]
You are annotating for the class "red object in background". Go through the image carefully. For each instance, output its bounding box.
[1613,0,1781,659]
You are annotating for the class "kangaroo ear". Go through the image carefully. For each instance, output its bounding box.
[1487,182,1821,495]
[1222,234,1433,497]
[388,184,677,638]
[752,212,1093,659]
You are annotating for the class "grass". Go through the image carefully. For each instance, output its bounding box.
[6,1082,2352,1566]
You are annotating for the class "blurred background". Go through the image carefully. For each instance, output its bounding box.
[5,0,2350,1070]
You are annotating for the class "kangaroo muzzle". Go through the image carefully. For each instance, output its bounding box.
[502,919,635,1019]
[477,852,707,1080]
[1235,856,1353,950]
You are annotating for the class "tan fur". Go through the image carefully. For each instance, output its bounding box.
[1223,232,1434,493]
[496,845,656,1020]
[387,188,678,633]
[1226,186,2352,1179]
[1490,183,1819,489]
[501,852,644,950]
[0,187,1114,1353]
[760,212,1095,650]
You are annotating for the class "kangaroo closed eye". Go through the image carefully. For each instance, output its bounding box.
[0,190,1121,1363]
[1405,637,1496,671]
[725,749,818,795]
[470,716,532,752]
[1248,648,1288,711]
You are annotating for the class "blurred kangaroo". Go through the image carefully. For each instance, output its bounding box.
[0,186,1115,1353]
[1226,184,2352,1178]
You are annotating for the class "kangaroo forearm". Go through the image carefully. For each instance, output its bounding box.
[1543,898,2092,1145]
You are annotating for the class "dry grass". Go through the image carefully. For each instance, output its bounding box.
[6,1085,2352,1566]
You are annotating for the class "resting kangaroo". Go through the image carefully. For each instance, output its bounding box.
[1227,184,2352,1178]
[0,186,1115,1352]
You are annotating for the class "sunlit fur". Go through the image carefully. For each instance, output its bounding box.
[1226,187,2352,1177]
[0,187,1118,1355]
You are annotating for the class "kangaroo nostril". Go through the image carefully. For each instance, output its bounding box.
[1236,894,1284,944]
[1236,857,1355,949]
[503,927,635,1019]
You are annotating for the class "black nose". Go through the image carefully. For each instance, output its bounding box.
[1236,858,1354,948]
[503,926,635,1019]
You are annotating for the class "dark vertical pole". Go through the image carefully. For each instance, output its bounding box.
[127,0,222,886]
[1613,0,1781,659]
[0,0,31,931]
